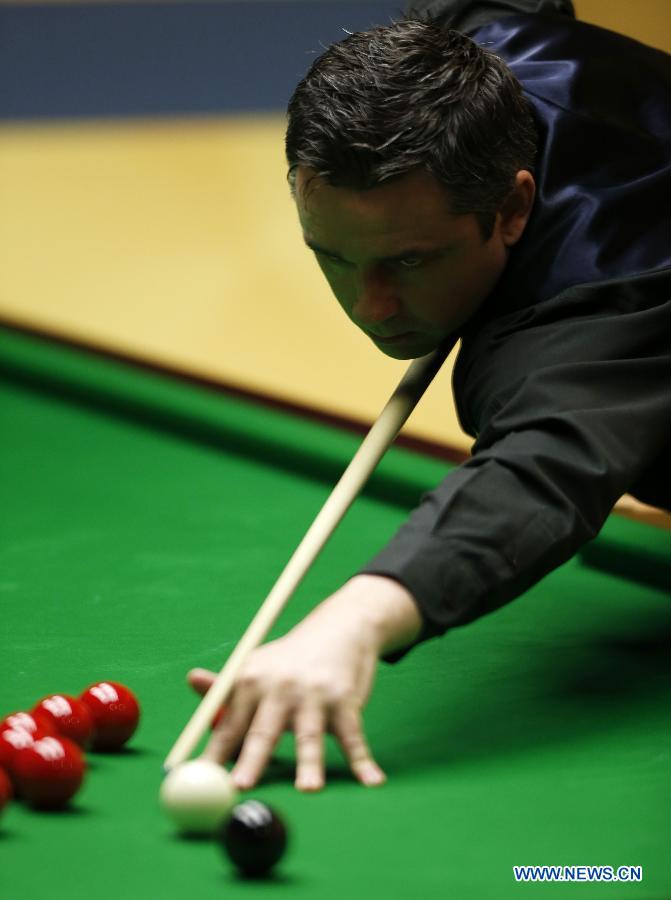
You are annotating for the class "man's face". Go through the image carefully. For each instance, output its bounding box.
[295,166,522,359]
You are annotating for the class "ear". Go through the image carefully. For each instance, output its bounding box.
[498,170,536,247]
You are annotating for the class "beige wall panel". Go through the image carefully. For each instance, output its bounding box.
[3,5,666,451]
[575,0,670,52]
[0,116,469,450]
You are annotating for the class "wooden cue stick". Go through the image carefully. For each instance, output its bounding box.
[163,342,452,772]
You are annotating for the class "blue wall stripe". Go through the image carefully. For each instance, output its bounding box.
[0,1,402,121]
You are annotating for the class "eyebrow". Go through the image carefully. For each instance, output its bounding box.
[303,237,448,264]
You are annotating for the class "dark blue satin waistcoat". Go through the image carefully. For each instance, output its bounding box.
[468,14,671,310]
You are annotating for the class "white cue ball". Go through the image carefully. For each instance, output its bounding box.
[160,759,238,834]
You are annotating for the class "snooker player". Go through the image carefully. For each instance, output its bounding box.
[189,0,671,791]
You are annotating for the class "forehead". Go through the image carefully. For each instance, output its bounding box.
[295,166,461,249]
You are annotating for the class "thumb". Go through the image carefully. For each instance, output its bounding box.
[187,667,216,696]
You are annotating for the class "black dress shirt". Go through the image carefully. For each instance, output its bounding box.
[360,0,671,644]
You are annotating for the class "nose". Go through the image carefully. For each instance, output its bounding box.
[351,268,402,327]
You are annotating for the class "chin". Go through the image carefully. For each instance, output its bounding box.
[378,346,419,360]
[373,335,441,360]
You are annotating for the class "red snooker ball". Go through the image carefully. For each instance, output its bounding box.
[0,766,13,813]
[0,711,57,739]
[0,726,39,776]
[33,695,93,749]
[79,682,140,751]
[13,736,85,809]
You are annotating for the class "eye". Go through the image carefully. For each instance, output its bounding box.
[316,250,344,266]
[397,256,423,269]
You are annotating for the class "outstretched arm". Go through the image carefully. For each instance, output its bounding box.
[362,275,671,641]
[193,275,670,790]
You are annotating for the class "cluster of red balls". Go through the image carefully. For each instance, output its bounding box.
[0,681,140,812]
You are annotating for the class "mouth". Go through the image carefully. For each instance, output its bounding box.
[368,331,417,345]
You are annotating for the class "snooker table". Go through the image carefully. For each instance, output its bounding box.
[1,324,670,900]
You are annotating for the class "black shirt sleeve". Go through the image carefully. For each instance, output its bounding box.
[359,270,671,646]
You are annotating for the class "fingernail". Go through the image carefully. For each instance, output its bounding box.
[187,668,206,682]
[361,766,386,786]
[232,771,253,791]
[296,774,323,792]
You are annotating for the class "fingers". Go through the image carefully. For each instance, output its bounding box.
[187,667,216,696]
[331,703,386,788]
[187,657,384,791]
[187,666,289,785]
[187,667,230,731]
[294,700,326,792]
[201,694,255,766]
[230,694,291,791]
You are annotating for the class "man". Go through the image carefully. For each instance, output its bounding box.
[190,0,671,792]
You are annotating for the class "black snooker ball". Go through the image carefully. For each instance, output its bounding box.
[220,800,288,877]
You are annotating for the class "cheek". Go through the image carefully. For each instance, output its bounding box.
[439,245,506,314]
[317,264,354,310]
[410,271,492,332]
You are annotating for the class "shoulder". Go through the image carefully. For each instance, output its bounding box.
[469,13,671,119]
[454,268,671,435]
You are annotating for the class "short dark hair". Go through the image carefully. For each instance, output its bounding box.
[285,19,537,237]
